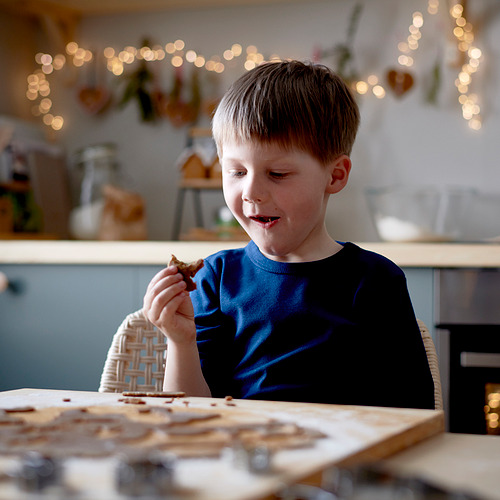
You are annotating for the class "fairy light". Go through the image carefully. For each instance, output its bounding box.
[397,11,426,68]
[231,44,243,57]
[194,56,205,68]
[372,85,386,98]
[28,36,273,130]
[103,47,115,59]
[53,54,66,70]
[185,50,197,63]
[450,0,483,129]
[51,116,64,130]
[171,55,183,67]
[352,3,438,101]
[25,5,482,133]
[214,62,225,73]
[174,39,185,51]
[355,81,368,94]
[428,0,439,15]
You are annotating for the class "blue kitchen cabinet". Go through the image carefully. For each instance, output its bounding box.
[137,266,164,301]
[0,265,139,392]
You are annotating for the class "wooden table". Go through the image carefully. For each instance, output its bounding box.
[0,389,444,499]
[383,432,500,500]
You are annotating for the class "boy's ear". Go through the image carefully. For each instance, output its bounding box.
[326,154,351,194]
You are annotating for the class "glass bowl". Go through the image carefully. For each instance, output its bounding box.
[365,185,475,242]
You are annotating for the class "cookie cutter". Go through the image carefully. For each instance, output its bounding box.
[16,451,63,492]
[224,440,273,474]
[115,452,176,496]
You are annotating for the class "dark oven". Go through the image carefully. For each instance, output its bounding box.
[435,268,500,435]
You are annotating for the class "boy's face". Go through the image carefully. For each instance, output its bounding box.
[221,140,350,262]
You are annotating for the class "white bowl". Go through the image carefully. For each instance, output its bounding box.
[366,186,475,242]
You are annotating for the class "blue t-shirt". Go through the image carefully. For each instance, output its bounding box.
[190,241,435,409]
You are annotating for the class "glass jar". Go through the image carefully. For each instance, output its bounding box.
[69,143,119,239]
[73,143,118,205]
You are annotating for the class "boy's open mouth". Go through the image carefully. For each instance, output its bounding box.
[250,216,280,224]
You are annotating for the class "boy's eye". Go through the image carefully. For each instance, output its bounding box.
[227,170,246,177]
[269,172,288,179]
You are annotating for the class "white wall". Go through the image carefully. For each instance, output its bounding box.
[27,0,500,240]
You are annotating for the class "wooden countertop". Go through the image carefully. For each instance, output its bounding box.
[1,240,500,267]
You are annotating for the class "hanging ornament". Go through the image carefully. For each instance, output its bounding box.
[320,3,363,85]
[118,39,157,122]
[386,69,414,97]
[159,66,201,127]
[77,51,111,114]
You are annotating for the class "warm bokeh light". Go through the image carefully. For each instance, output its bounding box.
[65,42,78,55]
[372,85,386,98]
[231,44,242,57]
[186,50,197,63]
[26,5,484,133]
[171,55,183,67]
[174,39,185,51]
[165,43,176,54]
[355,81,368,94]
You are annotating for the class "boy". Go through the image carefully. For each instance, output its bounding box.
[143,60,435,410]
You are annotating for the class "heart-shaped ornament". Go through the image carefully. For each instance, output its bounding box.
[386,69,414,97]
[78,86,111,115]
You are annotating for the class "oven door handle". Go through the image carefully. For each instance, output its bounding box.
[460,352,500,368]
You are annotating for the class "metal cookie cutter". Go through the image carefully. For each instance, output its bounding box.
[225,440,273,474]
[115,452,176,497]
[16,451,63,493]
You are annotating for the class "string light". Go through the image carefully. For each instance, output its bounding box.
[396,10,428,69]
[24,3,484,132]
[428,0,439,15]
[450,0,483,130]
[26,39,264,129]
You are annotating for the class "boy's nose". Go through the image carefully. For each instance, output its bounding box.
[242,176,265,203]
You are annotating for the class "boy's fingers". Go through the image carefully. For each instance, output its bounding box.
[147,272,184,301]
[159,292,187,322]
[146,265,178,291]
[144,279,187,320]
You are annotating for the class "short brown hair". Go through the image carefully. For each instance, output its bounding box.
[212,60,360,165]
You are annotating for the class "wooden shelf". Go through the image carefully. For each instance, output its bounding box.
[0,181,31,193]
[179,178,222,189]
[180,227,249,242]
[0,232,59,240]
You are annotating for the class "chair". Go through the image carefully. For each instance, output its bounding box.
[99,311,444,410]
[417,319,444,410]
[99,309,166,393]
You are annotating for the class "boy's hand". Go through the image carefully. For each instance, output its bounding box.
[143,265,196,345]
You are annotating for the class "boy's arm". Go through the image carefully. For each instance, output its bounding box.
[163,338,211,397]
[143,265,211,397]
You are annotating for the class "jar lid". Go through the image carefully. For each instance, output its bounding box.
[74,143,117,164]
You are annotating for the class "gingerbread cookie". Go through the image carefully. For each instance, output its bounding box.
[169,255,204,291]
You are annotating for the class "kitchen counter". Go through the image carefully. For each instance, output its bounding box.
[1,240,500,267]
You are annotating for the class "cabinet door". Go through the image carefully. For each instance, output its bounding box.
[0,265,136,392]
